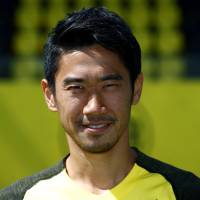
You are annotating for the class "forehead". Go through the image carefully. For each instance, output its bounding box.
[56,45,129,81]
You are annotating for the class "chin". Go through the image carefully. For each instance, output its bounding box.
[78,141,117,154]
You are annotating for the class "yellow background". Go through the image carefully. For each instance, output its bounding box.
[0,80,199,189]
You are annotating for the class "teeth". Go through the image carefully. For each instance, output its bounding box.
[87,124,107,129]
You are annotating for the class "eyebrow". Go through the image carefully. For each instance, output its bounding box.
[100,74,123,81]
[63,74,123,86]
[63,77,84,86]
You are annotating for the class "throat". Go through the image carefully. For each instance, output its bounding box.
[65,148,136,193]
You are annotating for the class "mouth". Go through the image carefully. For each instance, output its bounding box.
[81,122,112,134]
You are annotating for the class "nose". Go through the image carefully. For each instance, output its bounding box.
[83,94,106,115]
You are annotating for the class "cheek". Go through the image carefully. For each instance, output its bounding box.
[105,93,132,115]
[57,96,85,121]
[106,98,131,134]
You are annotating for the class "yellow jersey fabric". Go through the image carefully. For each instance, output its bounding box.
[23,163,176,200]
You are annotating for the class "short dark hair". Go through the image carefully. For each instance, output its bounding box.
[44,7,141,92]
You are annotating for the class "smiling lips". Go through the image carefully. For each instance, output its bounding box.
[82,122,112,133]
[87,124,108,129]
[78,115,116,133]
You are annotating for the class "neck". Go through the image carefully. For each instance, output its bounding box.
[65,135,137,194]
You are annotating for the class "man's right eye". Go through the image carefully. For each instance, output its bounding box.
[67,85,84,91]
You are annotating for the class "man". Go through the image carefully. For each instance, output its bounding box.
[0,7,200,200]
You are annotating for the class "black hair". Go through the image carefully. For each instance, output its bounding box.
[44,7,141,92]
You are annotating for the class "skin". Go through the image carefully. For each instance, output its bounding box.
[42,44,143,194]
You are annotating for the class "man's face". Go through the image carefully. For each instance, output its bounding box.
[43,45,142,153]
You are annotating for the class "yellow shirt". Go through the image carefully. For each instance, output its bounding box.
[23,163,176,200]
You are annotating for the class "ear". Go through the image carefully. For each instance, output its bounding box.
[41,79,58,112]
[132,73,144,105]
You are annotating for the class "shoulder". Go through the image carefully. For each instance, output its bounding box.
[134,147,200,200]
[0,158,65,200]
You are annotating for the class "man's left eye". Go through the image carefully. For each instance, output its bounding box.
[104,84,118,89]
